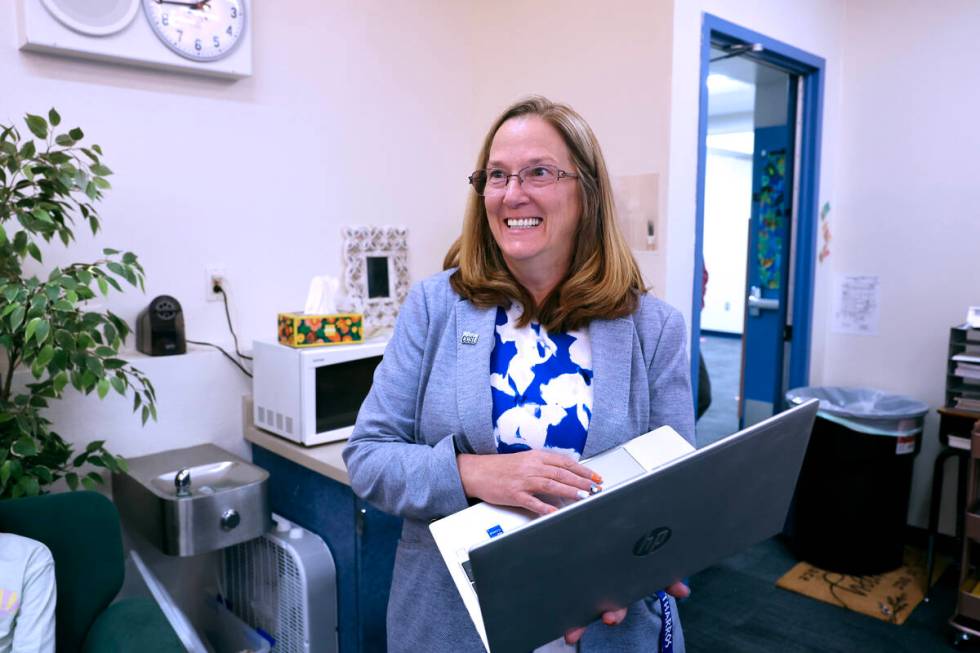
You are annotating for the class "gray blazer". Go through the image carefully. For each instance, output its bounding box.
[343,270,695,652]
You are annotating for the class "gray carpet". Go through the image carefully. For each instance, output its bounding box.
[696,334,742,447]
[686,336,963,650]
[681,536,960,652]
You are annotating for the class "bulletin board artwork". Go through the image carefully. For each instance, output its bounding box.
[756,149,786,290]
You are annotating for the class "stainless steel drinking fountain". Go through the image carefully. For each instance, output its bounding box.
[112,444,272,556]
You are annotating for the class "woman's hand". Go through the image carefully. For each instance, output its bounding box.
[457,451,601,515]
[563,581,691,645]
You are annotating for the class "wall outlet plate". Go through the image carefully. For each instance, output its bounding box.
[206,266,225,302]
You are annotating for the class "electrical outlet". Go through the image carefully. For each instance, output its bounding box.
[206,266,226,302]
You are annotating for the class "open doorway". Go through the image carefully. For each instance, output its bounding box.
[692,16,825,447]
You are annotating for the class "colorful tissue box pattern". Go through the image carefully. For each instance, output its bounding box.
[277,312,363,347]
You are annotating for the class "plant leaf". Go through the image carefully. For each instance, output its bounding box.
[110,376,126,395]
[12,437,38,457]
[25,317,41,342]
[35,320,50,344]
[33,466,53,484]
[9,306,25,331]
[52,371,69,394]
[25,114,47,139]
[17,476,39,497]
[36,345,55,368]
[96,378,110,399]
[20,140,36,159]
[48,108,61,126]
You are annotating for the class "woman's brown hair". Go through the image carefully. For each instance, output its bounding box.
[443,96,645,332]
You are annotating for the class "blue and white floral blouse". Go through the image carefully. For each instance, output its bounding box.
[490,304,593,460]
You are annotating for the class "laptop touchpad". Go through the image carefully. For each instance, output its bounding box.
[584,447,645,489]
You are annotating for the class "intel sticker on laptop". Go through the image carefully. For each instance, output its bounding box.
[487,525,504,538]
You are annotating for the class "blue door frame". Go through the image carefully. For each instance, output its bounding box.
[690,13,825,414]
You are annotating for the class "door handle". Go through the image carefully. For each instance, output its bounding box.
[747,285,779,316]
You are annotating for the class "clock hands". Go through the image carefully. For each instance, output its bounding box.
[154,0,211,9]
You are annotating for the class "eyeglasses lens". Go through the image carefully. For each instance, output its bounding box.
[470,165,561,196]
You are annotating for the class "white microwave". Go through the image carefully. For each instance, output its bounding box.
[252,338,387,446]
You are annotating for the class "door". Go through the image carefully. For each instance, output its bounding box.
[742,115,796,427]
[692,14,826,445]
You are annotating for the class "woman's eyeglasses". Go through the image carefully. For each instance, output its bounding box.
[468,164,578,197]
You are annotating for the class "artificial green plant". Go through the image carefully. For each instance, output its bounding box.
[0,109,156,499]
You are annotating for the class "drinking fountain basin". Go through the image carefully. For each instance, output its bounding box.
[112,444,272,556]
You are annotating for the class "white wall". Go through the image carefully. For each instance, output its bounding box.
[701,151,750,334]
[825,0,980,530]
[2,1,475,458]
[467,0,676,295]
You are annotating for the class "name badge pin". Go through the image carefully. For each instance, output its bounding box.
[461,331,479,345]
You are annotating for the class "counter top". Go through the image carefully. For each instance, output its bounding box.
[242,397,350,485]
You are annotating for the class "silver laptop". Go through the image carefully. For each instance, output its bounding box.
[466,399,818,653]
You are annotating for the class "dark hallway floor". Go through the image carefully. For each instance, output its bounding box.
[696,333,741,448]
[682,536,961,652]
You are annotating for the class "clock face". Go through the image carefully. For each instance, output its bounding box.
[142,0,246,62]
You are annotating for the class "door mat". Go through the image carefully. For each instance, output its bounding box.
[775,547,948,625]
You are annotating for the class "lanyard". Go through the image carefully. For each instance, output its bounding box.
[656,591,674,653]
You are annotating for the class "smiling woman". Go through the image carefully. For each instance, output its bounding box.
[343,96,695,653]
[445,97,645,333]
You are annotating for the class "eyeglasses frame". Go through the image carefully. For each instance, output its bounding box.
[468,164,579,197]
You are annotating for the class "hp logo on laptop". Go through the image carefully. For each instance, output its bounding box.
[633,527,671,556]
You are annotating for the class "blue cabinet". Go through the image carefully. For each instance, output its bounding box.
[251,445,401,653]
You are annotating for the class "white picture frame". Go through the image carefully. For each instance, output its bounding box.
[342,226,409,331]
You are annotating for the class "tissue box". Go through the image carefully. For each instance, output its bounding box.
[277,312,364,347]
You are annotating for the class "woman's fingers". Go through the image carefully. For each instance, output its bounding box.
[564,606,629,644]
[530,469,595,499]
[537,451,602,484]
[518,493,558,515]
[563,625,587,645]
[457,451,601,511]
[601,607,628,626]
[665,581,690,599]
[526,452,600,498]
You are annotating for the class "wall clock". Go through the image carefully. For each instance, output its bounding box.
[141,0,246,62]
[15,0,252,79]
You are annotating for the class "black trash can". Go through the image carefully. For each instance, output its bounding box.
[785,387,929,576]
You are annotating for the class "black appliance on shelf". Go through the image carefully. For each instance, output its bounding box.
[136,295,186,356]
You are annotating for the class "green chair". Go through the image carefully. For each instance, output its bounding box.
[0,491,184,653]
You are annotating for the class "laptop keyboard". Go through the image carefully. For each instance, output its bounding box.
[461,559,476,588]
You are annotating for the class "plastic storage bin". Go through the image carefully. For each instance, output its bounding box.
[786,386,929,576]
[201,596,271,653]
